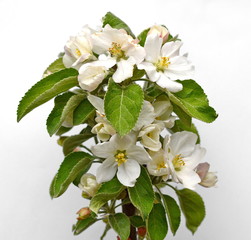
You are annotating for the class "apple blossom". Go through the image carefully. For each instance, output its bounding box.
[138,34,194,92]
[148,25,169,42]
[164,131,206,189]
[92,25,145,83]
[91,134,151,187]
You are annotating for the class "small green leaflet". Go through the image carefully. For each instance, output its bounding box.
[128,167,154,219]
[147,203,168,240]
[176,188,206,234]
[72,216,96,235]
[50,152,94,198]
[161,194,181,235]
[137,28,150,46]
[102,12,135,38]
[90,177,125,214]
[130,216,145,228]
[62,128,94,156]
[43,57,66,76]
[17,68,78,122]
[104,79,144,136]
[168,80,218,123]
[46,92,85,136]
[108,213,130,240]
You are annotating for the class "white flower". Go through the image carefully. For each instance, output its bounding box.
[196,162,217,188]
[91,133,151,187]
[92,25,145,83]
[153,95,176,129]
[138,34,194,92]
[147,149,169,180]
[78,56,116,92]
[164,131,206,190]
[79,173,100,197]
[63,26,95,69]
[92,116,116,141]
[138,124,162,151]
[87,94,105,116]
[133,101,155,131]
[148,25,169,42]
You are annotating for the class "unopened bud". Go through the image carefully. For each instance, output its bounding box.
[200,172,218,188]
[79,173,100,198]
[138,227,147,237]
[76,207,91,220]
[148,25,169,42]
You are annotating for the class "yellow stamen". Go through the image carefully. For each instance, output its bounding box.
[109,42,126,59]
[115,150,127,166]
[172,154,185,171]
[75,48,81,57]
[157,161,167,170]
[155,57,171,72]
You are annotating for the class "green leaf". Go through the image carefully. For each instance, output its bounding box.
[137,28,150,46]
[130,67,145,81]
[72,216,96,235]
[17,68,78,122]
[73,98,95,125]
[168,80,218,123]
[145,84,164,101]
[147,203,168,240]
[90,177,125,214]
[104,79,144,136]
[161,194,181,235]
[43,58,65,76]
[109,213,130,240]
[128,167,154,219]
[63,128,94,156]
[50,152,94,198]
[56,126,72,136]
[176,188,206,234]
[130,216,145,228]
[172,104,191,128]
[171,120,200,143]
[46,93,85,136]
[102,12,135,38]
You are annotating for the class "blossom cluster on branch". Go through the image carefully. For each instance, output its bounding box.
[17,12,218,240]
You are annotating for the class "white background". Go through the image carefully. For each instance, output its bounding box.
[1,0,251,239]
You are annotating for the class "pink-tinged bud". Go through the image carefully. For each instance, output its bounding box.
[76,207,91,220]
[148,25,169,42]
[138,227,147,237]
[196,162,210,180]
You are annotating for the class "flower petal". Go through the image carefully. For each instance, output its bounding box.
[176,168,201,190]
[156,73,183,92]
[144,33,162,63]
[96,157,117,183]
[169,131,198,157]
[161,41,182,58]
[117,159,141,187]
[87,94,105,115]
[113,59,134,83]
[138,62,160,82]
[127,145,152,164]
[91,141,116,158]
[184,145,206,169]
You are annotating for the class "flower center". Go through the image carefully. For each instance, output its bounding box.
[155,57,171,72]
[109,42,126,60]
[115,150,127,166]
[157,161,167,170]
[75,48,81,57]
[172,154,185,171]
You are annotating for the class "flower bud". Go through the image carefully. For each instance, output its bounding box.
[91,118,116,141]
[138,227,147,237]
[200,172,218,188]
[76,207,91,220]
[148,25,169,42]
[79,173,100,197]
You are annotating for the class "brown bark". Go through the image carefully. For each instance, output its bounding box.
[122,202,137,240]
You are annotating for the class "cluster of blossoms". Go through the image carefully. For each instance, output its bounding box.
[63,23,216,191]
[18,12,218,240]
